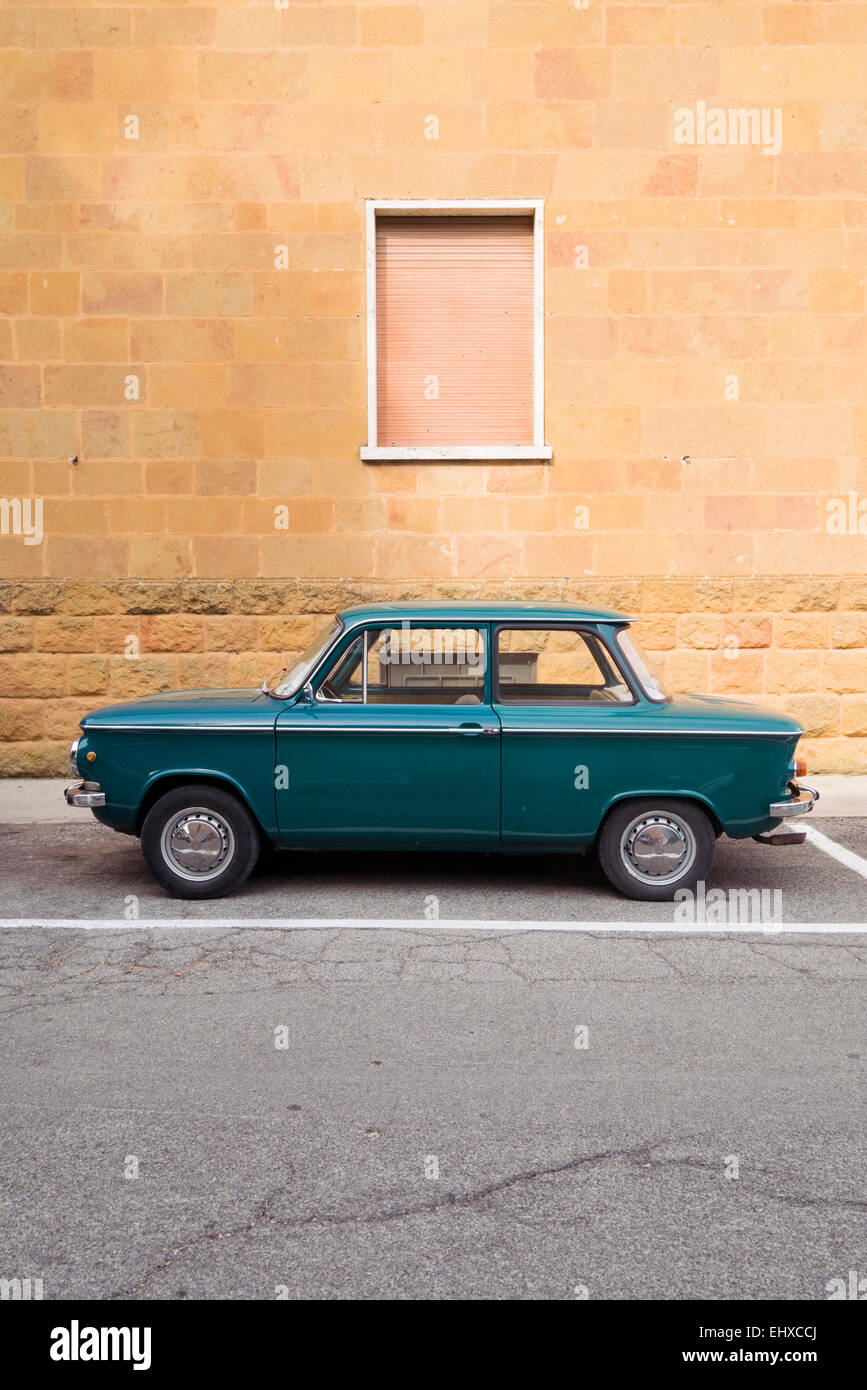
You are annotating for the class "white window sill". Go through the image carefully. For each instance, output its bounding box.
[361,445,552,463]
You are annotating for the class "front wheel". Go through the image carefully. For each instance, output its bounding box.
[141,784,260,900]
[597,799,715,902]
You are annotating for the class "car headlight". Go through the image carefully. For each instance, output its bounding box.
[69,737,80,778]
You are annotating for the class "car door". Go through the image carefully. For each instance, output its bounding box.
[493,623,640,845]
[275,621,501,848]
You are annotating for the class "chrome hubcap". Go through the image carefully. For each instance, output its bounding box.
[621,812,696,886]
[161,807,235,883]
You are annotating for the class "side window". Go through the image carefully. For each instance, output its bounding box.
[319,625,487,704]
[495,628,633,705]
[368,626,486,704]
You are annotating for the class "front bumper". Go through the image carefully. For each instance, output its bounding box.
[769,782,820,818]
[65,781,106,808]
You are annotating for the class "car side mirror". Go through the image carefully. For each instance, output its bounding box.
[301,681,314,703]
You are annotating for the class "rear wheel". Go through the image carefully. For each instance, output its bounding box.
[141,784,260,900]
[597,799,715,902]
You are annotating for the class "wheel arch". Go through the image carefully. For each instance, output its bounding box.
[135,772,270,845]
[595,791,724,842]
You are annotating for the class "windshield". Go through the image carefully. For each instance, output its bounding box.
[616,627,668,702]
[265,618,342,698]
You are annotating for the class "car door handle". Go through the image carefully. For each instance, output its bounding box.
[449,722,498,736]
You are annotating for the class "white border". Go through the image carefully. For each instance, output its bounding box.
[361,199,551,463]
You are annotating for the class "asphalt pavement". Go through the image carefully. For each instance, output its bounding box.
[0,812,864,1300]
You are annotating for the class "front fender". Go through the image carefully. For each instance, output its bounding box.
[79,728,279,837]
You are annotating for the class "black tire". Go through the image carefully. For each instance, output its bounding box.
[597,798,715,902]
[141,784,260,900]
[252,834,280,876]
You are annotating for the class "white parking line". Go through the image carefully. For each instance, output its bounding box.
[0,918,864,934]
[804,824,867,881]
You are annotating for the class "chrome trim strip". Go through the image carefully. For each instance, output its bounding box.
[493,726,802,737]
[275,723,797,736]
[280,724,499,734]
[362,628,368,702]
[83,721,500,734]
[82,721,799,737]
[80,724,275,732]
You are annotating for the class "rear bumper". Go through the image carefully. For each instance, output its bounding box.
[769,782,819,818]
[65,781,106,808]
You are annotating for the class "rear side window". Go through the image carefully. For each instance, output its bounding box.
[495,627,634,705]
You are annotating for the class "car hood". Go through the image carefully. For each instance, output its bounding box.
[80,687,281,729]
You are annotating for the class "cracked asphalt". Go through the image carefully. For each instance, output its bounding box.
[0,818,865,1298]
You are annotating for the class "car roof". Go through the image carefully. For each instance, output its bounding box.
[339,601,632,625]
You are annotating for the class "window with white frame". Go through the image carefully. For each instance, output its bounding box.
[361,201,550,462]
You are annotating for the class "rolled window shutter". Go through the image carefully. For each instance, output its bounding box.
[376,216,534,447]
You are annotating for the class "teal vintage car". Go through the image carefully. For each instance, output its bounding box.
[65,601,818,902]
